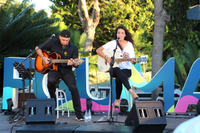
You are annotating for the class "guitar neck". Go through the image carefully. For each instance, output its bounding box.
[114,58,132,62]
[52,59,69,64]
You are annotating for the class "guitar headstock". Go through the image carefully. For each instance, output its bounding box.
[74,58,84,65]
[137,55,148,64]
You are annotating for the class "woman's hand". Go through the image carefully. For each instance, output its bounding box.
[105,56,112,64]
[131,58,137,64]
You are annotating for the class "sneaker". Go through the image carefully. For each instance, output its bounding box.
[76,117,84,121]
[75,112,84,121]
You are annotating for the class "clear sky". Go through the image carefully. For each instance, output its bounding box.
[19,0,53,11]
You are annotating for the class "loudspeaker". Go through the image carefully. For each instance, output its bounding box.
[125,101,167,133]
[26,98,56,124]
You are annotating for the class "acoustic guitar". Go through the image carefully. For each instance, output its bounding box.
[98,49,148,72]
[35,50,84,74]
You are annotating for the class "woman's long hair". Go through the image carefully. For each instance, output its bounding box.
[114,25,134,46]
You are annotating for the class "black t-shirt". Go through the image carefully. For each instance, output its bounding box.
[39,39,78,68]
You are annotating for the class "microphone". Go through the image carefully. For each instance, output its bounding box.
[117,36,121,40]
[50,34,55,39]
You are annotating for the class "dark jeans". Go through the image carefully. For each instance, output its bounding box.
[112,67,131,99]
[47,67,81,113]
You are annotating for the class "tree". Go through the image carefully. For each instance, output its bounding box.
[151,1,200,99]
[164,0,200,55]
[0,0,60,68]
[78,0,100,53]
[151,0,170,100]
[161,1,200,90]
[0,0,6,5]
[50,0,154,58]
[0,0,60,96]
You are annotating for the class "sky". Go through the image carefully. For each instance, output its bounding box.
[19,0,53,11]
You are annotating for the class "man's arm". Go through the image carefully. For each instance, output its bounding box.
[35,46,50,64]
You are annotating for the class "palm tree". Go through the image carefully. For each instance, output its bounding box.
[0,0,60,96]
[0,0,60,67]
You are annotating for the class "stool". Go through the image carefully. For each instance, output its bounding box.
[55,88,70,119]
[107,78,135,117]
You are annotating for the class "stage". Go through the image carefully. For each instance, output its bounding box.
[0,109,197,133]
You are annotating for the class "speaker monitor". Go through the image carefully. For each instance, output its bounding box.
[26,98,56,124]
[125,101,167,133]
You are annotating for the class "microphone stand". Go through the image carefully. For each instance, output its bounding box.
[94,39,123,124]
[10,62,32,122]
[10,34,55,122]
[19,34,55,98]
[107,39,118,124]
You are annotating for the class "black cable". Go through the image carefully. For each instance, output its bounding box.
[10,117,25,133]
[0,111,6,115]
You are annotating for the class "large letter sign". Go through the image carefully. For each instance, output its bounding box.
[2,57,200,113]
[174,59,200,113]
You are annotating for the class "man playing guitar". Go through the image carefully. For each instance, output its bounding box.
[35,30,84,121]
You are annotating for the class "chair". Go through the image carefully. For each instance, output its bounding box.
[55,88,70,119]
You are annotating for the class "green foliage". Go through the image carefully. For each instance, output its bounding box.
[164,41,200,91]
[130,0,154,71]
[50,0,82,30]
[88,54,99,72]
[163,0,200,58]
[0,0,60,68]
[68,29,87,53]
[162,1,200,91]
[50,1,154,72]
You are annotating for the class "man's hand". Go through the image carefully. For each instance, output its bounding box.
[43,56,50,64]
[67,58,74,66]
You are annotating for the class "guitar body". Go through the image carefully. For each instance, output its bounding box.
[35,50,61,74]
[98,49,122,72]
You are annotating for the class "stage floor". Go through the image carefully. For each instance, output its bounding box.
[0,109,197,133]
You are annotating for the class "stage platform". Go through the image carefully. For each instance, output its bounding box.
[15,124,135,133]
[0,110,197,133]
